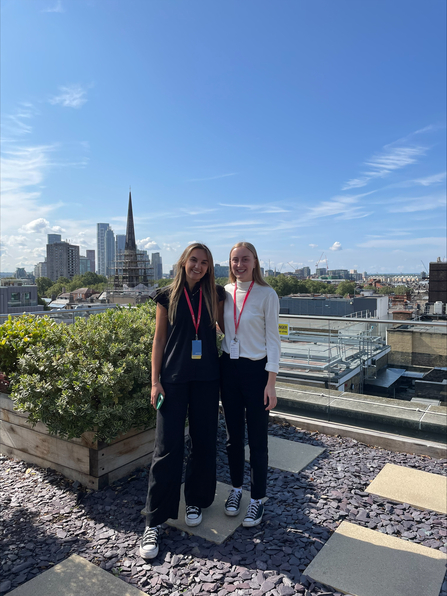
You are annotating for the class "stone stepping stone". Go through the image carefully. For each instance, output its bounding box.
[7,554,145,596]
[366,463,447,514]
[165,481,251,545]
[245,434,325,473]
[304,520,447,596]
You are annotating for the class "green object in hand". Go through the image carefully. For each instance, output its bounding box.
[156,393,164,410]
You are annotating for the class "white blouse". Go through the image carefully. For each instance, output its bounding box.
[222,280,281,373]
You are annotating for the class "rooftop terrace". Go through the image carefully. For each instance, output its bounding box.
[1,410,446,596]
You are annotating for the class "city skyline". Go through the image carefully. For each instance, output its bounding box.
[1,0,446,275]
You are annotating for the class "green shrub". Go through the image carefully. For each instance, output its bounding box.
[0,314,57,380]
[9,304,157,443]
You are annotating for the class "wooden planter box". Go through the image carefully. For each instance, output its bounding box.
[0,393,156,490]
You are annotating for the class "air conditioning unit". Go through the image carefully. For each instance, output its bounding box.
[365,365,377,379]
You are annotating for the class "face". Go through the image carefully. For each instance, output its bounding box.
[184,248,209,285]
[231,246,256,282]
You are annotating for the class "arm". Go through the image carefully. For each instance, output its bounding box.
[217,297,225,334]
[264,371,277,411]
[151,303,168,408]
[263,290,281,410]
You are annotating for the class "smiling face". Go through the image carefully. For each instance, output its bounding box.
[184,248,209,287]
[230,246,256,283]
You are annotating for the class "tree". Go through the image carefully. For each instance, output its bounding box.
[336,281,356,297]
[36,277,53,296]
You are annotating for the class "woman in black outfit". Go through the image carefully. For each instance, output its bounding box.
[140,243,225,559]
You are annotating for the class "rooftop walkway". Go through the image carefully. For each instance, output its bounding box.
[1,414,446,596]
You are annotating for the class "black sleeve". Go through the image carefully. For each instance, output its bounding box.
[150,286,170,309]
[216,284,226,302]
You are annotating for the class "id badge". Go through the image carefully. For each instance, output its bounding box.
[229,338,240,359]
[191,340,202,359]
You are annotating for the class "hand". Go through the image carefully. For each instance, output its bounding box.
[264,382,277,411]
[151,381,165,410]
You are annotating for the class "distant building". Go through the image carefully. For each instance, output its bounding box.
[47,234,62,245]
[265,269,274,277]
[79,255,92,275]
[429,258,447,304]
[280,295,389,318]
[34,261,47,278]
[96,223,110,276]
[316,267,327,277]
[0,279,43,315]
[294,267,311,279]
[387,324,447,369]
[46,241,80,282]
[152,252,163,280]
[104,227,116,277]
[86,250,95,275]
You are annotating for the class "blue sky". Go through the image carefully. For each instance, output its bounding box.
[1,0,446,275]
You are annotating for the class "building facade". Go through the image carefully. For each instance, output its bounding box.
[86,250,95,275]
[0,279,43,315]
[46,241,80,282]
[104,227,116,277]
[429,259,447,304]
[79,255,92,275]
[96,223,110,276]
[151,252,163,280]
[47,234,62,245]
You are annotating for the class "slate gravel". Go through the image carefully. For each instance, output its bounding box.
[1,414,446,596]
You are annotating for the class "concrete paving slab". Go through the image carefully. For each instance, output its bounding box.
[304,521,447,596]
[366,463,447,514]
[7,554,145,596]
[245,434,324,473]
[165,481,251,545]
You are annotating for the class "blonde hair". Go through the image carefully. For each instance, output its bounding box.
[168,243,218,325]
[228,241,268,286]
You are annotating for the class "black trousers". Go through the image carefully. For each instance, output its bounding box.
[220,352,269,500]
[145,379,219,527]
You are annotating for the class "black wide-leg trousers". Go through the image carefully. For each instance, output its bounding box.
[220,352,269,500]
[145,379,219,528]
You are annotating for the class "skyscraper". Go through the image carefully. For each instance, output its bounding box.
[47,233,62,245]
[104,227,116,277]
[86,250,95,274]
[46,242,80,282]
[151,252,163,280]
[97,223,110,276]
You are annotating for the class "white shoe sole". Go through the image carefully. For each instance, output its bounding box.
[139,544,159,559]
[242,516,263,527]
[185,513,202,527]
[224,508,240,517]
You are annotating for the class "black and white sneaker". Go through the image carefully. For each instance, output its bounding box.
[242,500,264,527]
[185,505,202,527]
[224,489,242,516]
[139,526,159,559]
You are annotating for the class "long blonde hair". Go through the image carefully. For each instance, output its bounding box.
[168,243,218,325]
[228,241,268,286]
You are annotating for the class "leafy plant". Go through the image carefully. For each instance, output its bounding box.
[0,314,57,380]
[9,304,157,443]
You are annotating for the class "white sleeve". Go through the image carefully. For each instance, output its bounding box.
[264,289,281,373]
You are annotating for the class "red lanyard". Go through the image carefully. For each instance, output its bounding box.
[184,285,202,339]
[233,281,254,337]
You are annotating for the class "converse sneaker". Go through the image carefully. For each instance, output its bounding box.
[139,525,159,559]
[224,489,242,516]
[242,500,264,527]
[185,505,202,527]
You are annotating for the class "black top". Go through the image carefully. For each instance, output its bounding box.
[152,283,226,383]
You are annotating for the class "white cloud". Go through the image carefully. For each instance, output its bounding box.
[187,173,237,182]
[386,194,446,213]
[50,85,87,108]
[309,243,318,248]
[329,242,342,251]
[342,128,431,190]
[42,0,64,12]
[138,237,160,251]
[412,172,446,186]
[162,242,182,252]
[219,203,290,213]
[357,237,445,249]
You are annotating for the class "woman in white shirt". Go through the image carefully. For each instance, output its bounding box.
[220,241,280,527]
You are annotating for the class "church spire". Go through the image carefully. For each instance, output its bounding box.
[125,190,136,251]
